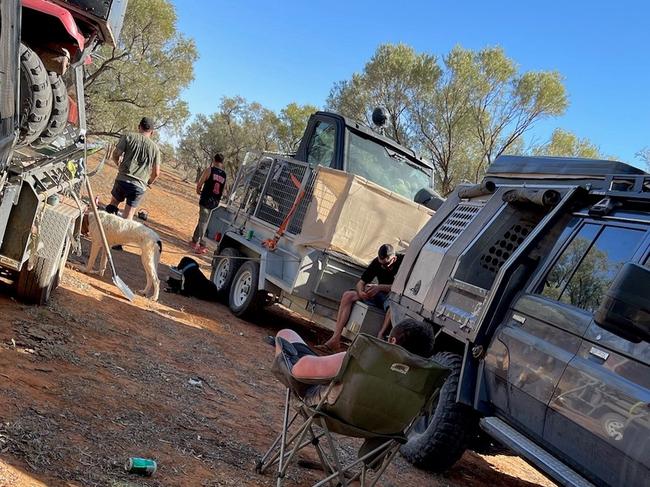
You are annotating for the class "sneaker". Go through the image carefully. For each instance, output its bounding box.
[195,245,209,255]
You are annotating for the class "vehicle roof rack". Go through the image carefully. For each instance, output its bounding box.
[487,155,646,179]
[591,174,650,201]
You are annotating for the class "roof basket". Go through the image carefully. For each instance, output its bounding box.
[486,155,646,179]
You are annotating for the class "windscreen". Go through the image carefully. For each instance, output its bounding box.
[346,129,431,200]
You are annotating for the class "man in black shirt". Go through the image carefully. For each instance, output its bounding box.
[318,244,404,353]
[191,153,227,254]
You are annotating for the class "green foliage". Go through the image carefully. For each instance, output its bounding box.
[84,0,197,137]
[176,97,315,183]
[328,43,568,194]
[275,102,319,153]
[532,129,602,158]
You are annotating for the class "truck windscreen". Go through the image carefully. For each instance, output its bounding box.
[346,129,431,200]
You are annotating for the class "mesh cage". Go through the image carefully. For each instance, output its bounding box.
[231,154,314,234]
[428,203,483,250]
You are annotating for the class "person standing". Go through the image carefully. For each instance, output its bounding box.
[191,153,227,254]
[109,117,161,220]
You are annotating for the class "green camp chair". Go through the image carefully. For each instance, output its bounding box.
[257,333,450,487]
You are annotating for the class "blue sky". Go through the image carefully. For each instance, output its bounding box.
[172,0,649,167]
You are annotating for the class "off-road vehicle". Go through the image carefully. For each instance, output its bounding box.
[389,155,649,487]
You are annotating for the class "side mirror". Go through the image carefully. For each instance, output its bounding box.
[414,188,445,211]
[594,263,650,343]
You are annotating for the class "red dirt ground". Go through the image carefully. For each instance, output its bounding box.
[0,160,556,487]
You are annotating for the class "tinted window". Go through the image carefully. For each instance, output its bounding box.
[540,225,645,312]
[307,121,336,167]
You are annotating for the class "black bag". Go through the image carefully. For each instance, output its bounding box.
[167,256,218,301]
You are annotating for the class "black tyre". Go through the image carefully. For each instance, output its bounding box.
[32,72,69,147]
[211,247,242,301]
[229,261,261,318]
[17,235,70,305]
[17,43,52,147]
[400,352,478,472]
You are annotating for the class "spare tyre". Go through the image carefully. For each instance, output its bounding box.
[17,43,52,147]
[32,72,68,147]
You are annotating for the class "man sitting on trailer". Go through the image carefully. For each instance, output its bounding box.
[317,243,404,354]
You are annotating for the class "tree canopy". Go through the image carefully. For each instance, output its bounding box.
[532,128,602,159]
[84,0,197,137]
[328,44,568,194]
[175,97,317,183]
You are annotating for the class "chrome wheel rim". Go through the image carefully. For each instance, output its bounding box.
[233,269,252,307]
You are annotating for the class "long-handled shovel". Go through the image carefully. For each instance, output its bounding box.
[83,174,135,301]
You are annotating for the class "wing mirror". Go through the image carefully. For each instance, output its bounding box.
[414,188,445,211]
[594,263,650,343]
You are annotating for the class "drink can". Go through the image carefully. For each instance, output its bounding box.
[246,229,254,241]
[125,457,157,476]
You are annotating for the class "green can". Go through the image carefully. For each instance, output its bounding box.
[125,457,157,476]
[246,229,254,241]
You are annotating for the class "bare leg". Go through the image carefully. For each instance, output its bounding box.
[377,308,392,339]
[122,204,137,220]
[323,290,359,349]
[274,329,306,356]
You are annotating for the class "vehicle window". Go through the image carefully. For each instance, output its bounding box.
[347,130,431,200]
[306,121,336,167]
[540,224,646,312]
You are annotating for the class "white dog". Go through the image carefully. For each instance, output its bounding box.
[84,210,162,301]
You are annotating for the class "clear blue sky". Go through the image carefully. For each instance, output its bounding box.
[172,0,649,167]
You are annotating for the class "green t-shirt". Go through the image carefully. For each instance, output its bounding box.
[115,133,161,188]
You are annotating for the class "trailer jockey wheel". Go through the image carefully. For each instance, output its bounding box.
[17,43,52,147]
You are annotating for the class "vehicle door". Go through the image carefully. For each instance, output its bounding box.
[295,114,344,169]
[545,232,650,487]
[484,220,647,442]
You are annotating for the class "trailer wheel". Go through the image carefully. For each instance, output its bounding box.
[32,72,69,147]
[211,247,242,301]
[229,261,261,318]
[400,352,478,472]
[17,43,52,147]
[16,235,70,305]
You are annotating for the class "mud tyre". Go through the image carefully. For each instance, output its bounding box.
[229,261,261,318]
[211,247,242,301]
[400,351,478,472]
[32,72,69,147]
[17,43,52,147]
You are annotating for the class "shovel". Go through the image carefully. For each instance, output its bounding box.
[83,174,135,301]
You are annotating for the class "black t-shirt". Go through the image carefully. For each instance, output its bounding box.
[200,166,227,209]
[361,253,404,285]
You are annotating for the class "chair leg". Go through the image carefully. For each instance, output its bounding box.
[366,443,401,487]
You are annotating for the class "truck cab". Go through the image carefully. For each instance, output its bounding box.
[295,111,433,201]
[391,155,650,487]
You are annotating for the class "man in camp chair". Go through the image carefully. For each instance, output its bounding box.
[258,320,449,487]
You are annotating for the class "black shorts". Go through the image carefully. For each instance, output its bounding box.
[111,179,145,207]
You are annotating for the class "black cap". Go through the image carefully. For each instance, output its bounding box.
[139,117,154,131]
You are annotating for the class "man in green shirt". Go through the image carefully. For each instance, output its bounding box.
[108,117,161,220]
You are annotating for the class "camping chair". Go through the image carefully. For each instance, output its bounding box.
[257,333,450,487]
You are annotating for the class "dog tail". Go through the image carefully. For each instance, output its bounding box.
[157,240,163,253]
